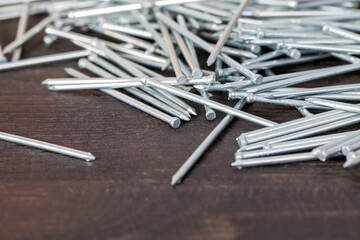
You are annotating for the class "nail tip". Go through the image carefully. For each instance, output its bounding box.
[171,175,181,185]
[188,108,197,116]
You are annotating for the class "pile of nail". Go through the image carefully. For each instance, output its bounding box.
[2,0,360,185]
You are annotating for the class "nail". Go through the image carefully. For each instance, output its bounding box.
[306,97,360,113]
[176,14,200,68]
[229,92,327,109]
[142,77,277,127]
[0,50,90,72]
[172,98,246,185]
[269,83,360,99]
[247,63,360,93]
[307,94,360,102]
[280,42,360,55]
[172,26,203,78]
[66,67,181,129]
[45,76,214,90]
[232,152,317,169]
[236,142,321,161]
[331,53,360,64]
[207,0,251,66]
[323,24,360,43]
[255,28,330,39]
[102,22,153,39]
[158,22,186,84]
[0,131,95,161]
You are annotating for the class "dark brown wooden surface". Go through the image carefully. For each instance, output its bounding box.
[1,15,360,240]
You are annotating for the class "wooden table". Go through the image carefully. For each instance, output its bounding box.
[1,15,360,240]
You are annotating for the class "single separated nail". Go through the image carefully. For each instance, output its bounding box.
[0,131,95,161]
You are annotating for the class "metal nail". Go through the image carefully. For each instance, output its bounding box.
[207,0,251,66]
[172,98,246,185]
[232,152,317,169]
[0,131,95,161]
[0,50,90,72]
[158,21,186,84]
[306,97,360,113]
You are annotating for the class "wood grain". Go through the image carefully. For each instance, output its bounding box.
[1,15,360,240]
